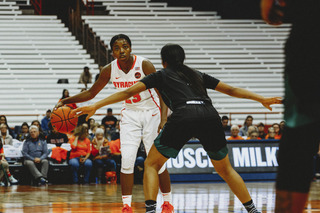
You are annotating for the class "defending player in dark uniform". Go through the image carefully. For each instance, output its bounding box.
[261,0,320,212]
[74,44,282,213]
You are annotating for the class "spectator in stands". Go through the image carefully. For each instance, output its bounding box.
[91,128,116,183]
[31,120,46,140]
[0,140,18,185]
[247,126,259,139]
[221,116,231,136]
[87,118,96,134]
[81,123,92,141]
[257,122,266,139]
[78,66,92,89]
[239,115,253,136]
[89,122,100,138]
[265,127,276,140]
[227,125,244,140]
[16,122,29,141]
[101,108,118,129]
[46,123,69,147]
[0,142,9,186]
[279,120,285,132]
[0,124,13,145]
[22,125,49,185]
[109,121,120,141]
[0,115,15,138]
[60,89,77,109]
[69,125,93,184]
[95,66,103,82]
[272,123,282,139]
[247,130,260,140]
[41,109,51,136]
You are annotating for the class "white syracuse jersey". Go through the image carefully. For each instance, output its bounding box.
[110,55,160,111]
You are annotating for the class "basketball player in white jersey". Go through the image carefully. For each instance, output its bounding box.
[55,34,173,213]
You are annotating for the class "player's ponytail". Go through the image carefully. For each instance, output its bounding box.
[161,44,207,97]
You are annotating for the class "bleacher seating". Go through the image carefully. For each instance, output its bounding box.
[0,10,107,126]
[82,0,290,125]
[0,0,290,128]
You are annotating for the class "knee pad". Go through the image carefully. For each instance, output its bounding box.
[120,144,139,174]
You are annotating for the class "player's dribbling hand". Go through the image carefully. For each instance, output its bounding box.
[261,0,286,26]
[73,105,97,121]
[53,101,64,111]
[261,97,282,111]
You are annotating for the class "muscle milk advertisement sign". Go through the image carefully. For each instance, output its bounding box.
[166,141,279,174]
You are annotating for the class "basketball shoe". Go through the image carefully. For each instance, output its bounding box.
[122,204,133,213]
[161,201,174,213]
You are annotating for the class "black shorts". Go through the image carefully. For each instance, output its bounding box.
[154,104,228,160]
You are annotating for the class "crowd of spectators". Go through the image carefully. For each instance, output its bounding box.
[221,115,283,141]
[0,108,128,186]
[2,111,318,186]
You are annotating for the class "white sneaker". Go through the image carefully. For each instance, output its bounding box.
[9,176,18,184]
[0,182,5,186]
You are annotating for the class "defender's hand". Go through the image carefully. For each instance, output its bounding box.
[261,97,282,111]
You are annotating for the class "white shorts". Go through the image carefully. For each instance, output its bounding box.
[120,107,165,174]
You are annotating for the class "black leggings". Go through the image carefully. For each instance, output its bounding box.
[276,121,320,193]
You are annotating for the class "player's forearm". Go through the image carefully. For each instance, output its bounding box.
[61,91,94,105]
[229,87,265,103]
[93,90,133,110]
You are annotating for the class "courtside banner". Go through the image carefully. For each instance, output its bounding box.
[166,140,279,174]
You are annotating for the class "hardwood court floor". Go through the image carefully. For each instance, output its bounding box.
[0,181,320,212]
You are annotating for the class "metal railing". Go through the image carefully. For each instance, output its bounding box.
[30,0,42,15]
[69,0,111,66]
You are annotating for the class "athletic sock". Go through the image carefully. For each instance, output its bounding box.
[122,195,132,207]
[162,191,172,203]
[145,200,156,213]
[243,199,259,213]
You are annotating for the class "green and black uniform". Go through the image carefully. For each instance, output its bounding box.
[276,0,320,193]
[140,68,228,160]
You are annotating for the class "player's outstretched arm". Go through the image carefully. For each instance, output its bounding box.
[215,81,282,110]
[73,82,147,120]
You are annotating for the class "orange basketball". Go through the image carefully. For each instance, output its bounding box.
[51,106,78,134]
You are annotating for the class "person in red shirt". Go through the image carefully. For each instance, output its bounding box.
[272,123,282,139]
[227,125,244,140]
[69,125,92,184]
[60,89,77,109]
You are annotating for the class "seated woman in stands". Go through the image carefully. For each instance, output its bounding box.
[0,115,15,138]
[0,124,13,145]
[16,122,29,141]
[60,89,77,109]
[68,125,92,184]
[265,127,276,140]
[91,128,116,183]
[272,123,282,139]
